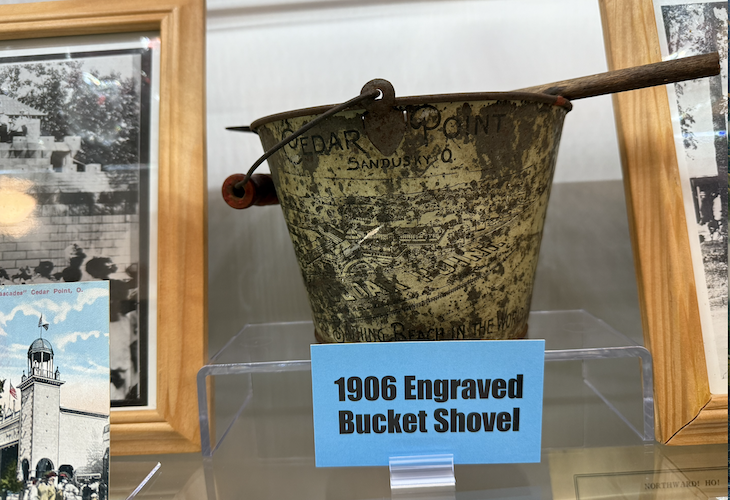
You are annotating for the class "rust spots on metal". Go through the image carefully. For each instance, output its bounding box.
[254,87,570,343]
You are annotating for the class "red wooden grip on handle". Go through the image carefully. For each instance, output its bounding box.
[221,173,279,209]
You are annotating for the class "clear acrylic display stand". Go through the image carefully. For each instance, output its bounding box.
[389,454,456,499]
[122,463,162,499]
[195,310,655,499]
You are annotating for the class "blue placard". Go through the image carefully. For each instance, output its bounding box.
[310,340,545,467]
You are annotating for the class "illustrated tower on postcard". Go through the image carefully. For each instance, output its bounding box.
[0,282,110,499]
[18,336,65,478]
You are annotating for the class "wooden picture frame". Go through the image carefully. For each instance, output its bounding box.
[0,0,207,454]
[599,0,727,445]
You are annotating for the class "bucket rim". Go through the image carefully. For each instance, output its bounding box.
[249,91,572,131]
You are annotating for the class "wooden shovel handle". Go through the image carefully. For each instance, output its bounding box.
[516,52,720,100]
[223,53,720,209]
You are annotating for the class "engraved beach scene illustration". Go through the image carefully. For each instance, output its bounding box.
[252,86,571,343]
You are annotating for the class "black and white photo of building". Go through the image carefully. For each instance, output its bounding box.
[0,40,158,407]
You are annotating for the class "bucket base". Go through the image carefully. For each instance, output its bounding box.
[313,323,529,343]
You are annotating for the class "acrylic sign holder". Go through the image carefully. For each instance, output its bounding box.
[194,310,655,499]
[122,463,162,499]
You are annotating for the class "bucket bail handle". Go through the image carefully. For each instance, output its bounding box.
[230,80,389,197]
[361,78,396,109]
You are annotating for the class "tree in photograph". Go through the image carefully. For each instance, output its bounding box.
[82,440,106,477]
[662,3,728,247]
[0,61,82,140]
[0,59,141,167]
[66,70,141,167]
[69,70,142,195]
[0,460,22,500]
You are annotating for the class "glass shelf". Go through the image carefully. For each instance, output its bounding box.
[193,310,666,499]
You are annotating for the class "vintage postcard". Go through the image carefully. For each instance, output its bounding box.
[0,281,110,500]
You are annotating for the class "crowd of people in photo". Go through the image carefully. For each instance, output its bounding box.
[21,471,106,500]
[0,243,141,402]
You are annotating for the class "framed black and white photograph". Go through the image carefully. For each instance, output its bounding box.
[653,0,728,394]
[0,0,207,456]
[0,34,160,409]
[600,0,727,444]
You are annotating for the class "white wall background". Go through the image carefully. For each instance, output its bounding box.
[206,0,621,185]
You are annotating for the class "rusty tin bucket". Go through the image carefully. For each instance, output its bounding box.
[238,80,571,343]
[223,55,720,343]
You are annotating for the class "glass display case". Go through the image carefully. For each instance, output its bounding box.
[111,311,727,499]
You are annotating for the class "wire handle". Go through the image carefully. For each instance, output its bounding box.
[232,86,381,193]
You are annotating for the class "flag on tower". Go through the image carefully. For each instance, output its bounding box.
[38,314,49,330]
[9,382,16,399]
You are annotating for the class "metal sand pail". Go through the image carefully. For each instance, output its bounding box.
[222,55,721,344]
[239,80,571,343]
